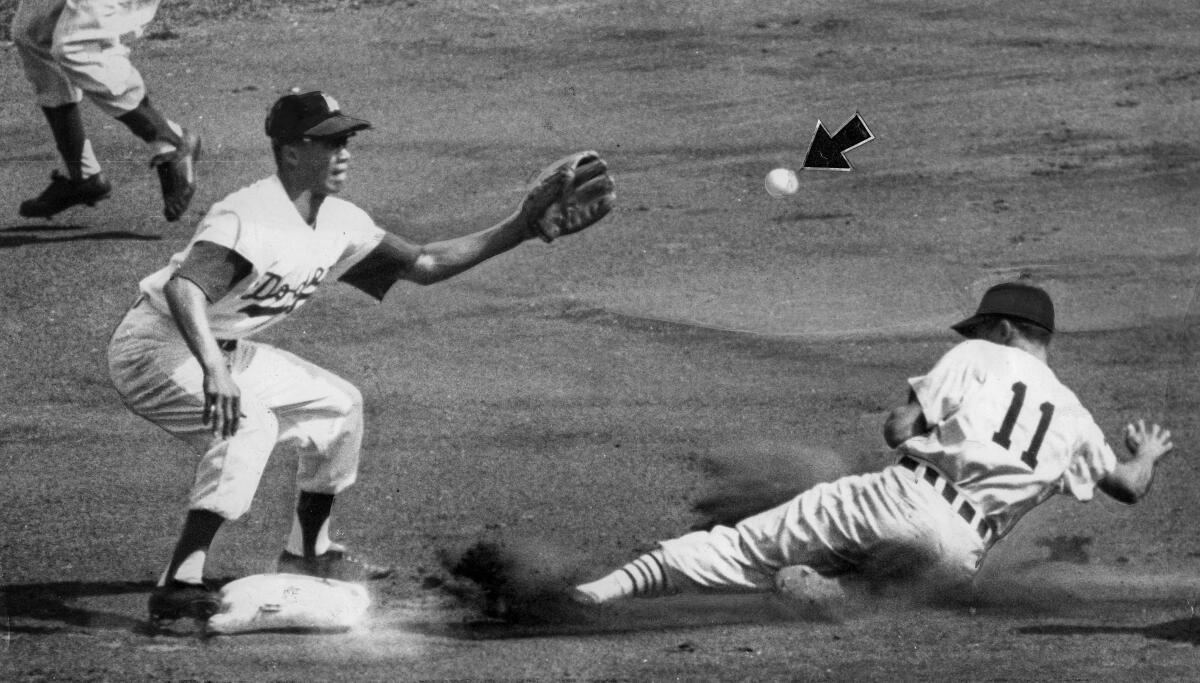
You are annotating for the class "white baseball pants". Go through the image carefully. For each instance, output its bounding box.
[659,466,988,591]
[108,311,364,521]
[12,0,161,116]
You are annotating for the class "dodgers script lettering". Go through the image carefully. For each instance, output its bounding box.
[238,268,327,317]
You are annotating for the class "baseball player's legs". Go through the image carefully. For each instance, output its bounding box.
[187,394,281,518]
[13,0,108,218]
[244,346,391,580]
[45,0,196,222]
[230,343,365,560]
[886,466,987,587]
[261,349,364,498]
[232,344,364,489]
[49,0,148,116]
[658,472,908,587]
[108,335,282,520]
[13,0,82,109]
[575,467,980,604]
[108,331,280,621]
[16,99,108,218]
[38,104,101,179]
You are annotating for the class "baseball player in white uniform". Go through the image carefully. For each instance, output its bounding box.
[571,281,1176,607]
[11,0,199,221]
[108,90,615,623]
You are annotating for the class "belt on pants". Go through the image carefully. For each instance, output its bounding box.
[898,455,994,544]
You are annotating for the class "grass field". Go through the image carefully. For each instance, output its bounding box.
[3,0,1200,680]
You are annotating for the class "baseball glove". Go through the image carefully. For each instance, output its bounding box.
[523,151,616,242]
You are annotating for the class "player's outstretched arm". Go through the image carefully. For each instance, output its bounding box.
[357,155,615,289]
[1098,419,1175,504]
[399,207,541,286]
[339,203,536,294]
[409,154,612,281]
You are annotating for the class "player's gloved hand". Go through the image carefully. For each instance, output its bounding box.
[1124,419,1174,461]
[203,364,242,438]
[518,151,616,242]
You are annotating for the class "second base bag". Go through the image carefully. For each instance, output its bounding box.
[206,573,371,634]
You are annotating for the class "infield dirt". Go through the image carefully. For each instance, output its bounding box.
[2,0,1200,680]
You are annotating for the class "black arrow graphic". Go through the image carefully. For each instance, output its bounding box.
[802,113,874,171]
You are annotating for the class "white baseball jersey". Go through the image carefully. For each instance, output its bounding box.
[131,174,385,339]
[899,339,1119,539]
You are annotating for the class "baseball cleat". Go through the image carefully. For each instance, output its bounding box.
[152,128,200,222]
[147,580,222,623]
[18,171,112,219]
[276,548,394,582]
[775,565,849,618]
[567,586,601,606]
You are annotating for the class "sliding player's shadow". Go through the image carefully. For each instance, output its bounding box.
[400,591,843,641]
[1017,618,1200,646]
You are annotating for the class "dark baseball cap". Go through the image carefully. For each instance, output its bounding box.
[265,90,371,142]
[951,281,1055,336]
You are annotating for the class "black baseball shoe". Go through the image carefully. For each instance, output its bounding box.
[148,580,222,623]
[276,547,394,583]
[18,171,112,218]
[151,128,200,222]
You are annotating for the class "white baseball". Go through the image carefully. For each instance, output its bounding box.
[764,168,799,198]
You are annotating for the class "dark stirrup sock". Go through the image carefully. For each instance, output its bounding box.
[41,103,88,180]
[296,491,336,557]
[115,95,183,147]
[162,509,224,585]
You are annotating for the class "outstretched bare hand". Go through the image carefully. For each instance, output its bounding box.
[1124,419,1174,461]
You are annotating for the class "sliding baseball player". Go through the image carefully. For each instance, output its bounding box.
[570,281,1176,608]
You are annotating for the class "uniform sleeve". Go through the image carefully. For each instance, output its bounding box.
[174,241,253,303]
[189,208,267,271]
[1060,419,1119,501]
[908,341,983,427]
[338,233,415,301]
[191,209,240,250]
[325,204,387,281]
[331,206,387,270]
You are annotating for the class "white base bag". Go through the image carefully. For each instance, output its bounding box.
[206,573,371,635]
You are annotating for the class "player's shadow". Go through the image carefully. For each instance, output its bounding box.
[0,224,161,248]
[1017,618,1200,646]
[1,580,153,633]
[1,578,235,635]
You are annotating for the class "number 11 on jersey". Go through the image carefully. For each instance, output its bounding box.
[992,382,1055,469]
